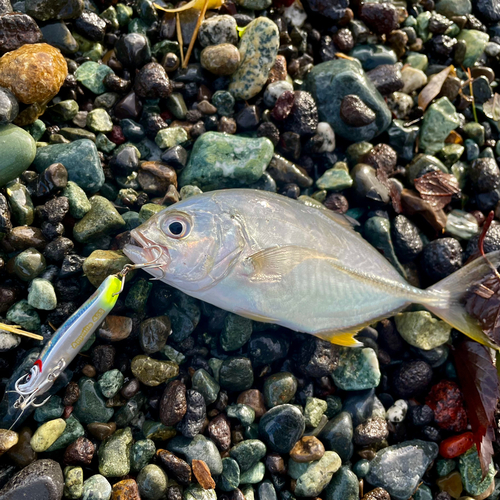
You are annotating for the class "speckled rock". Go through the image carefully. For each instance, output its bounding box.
[179,132,273,190]
[394,312,451,350]
[30,418,66,452]
[229,17,279,100]
[0,43,67,105]
[82,474,111,500]
[98,427,133,478]
[131,355,179,386]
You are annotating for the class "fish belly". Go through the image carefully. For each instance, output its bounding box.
[195,259,411,334]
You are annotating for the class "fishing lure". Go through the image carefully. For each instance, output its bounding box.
[7,247,165,428]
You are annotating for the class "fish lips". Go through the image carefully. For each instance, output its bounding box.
[123,230,171,277]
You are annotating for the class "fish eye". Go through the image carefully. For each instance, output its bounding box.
[163,215,191,239]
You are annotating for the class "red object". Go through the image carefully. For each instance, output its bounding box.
[271,91,295,121]
[63,406,74,419]
[34,359,43,373]
[273,0,295,6]
[109,125,126,145]
[439,432,474,458]
[426,380,468,432]
[161,110,173,122]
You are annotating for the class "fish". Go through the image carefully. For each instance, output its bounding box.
[123,189,500,348]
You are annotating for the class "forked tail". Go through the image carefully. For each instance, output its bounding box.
[422,250,500,349]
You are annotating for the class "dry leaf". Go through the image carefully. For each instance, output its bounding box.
[414,170,460,210]
[483,93,500,121]
[454,340,499,477]
[418,65,453,112]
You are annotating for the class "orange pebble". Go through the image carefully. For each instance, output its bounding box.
[439,432,474,459]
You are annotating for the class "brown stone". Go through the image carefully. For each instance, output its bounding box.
[267,55,287,84]
[160,380,187,426]
[81,364,96,378]
[0,13,42,54]
[200,43,240,76]
[217,116,237,134]
[0,430,18,455]
[6,426,36,467]
[192,459,216,489]
[112,479,141,500]
[400,188,447,231]
[0,43,67,104]
[289,436,325,463]
[87,422,117,441]
[3,226,47,251]
[63,381,80,406]
[64,436,95,465]
[362,487,391,500]
[265,453,286,475]
[207,413,231,452]
[237,390,266,418]
[98,315,133,341]
[157,449,192,485]
[137,161,177,197]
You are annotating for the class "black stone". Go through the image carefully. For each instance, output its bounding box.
[294,338,339,377]
[161,145,188,169]
[43,236,74,262]
[248,333,290,367]
[178,389,206,438]
[409,404,434,427]
[257,122,280,146]
[74,10,106,42]
[340,95,376,126]
[236,105,261,131]
[41,221,64,241]
[109,145,140,176]
[36,163,68,198]
[114,92,143,121]
[60,254,85,278]
[259,404,305,453]
[134,62,172,99]
[36,196,69,224]
[421,237,462,282]
[219,357,254,392]
[366,65,404,95]
[391,215,423,263]
[283,91,318,136]
[392,360,433,399]
[115,33,151,68]
[91,344,115,373]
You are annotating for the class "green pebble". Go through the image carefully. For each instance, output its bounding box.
[244,423,259,440]
[139,203,165,223]
[352,460,370,479]
[25,119,46,141]
[241,485,255,500]
[435,0,471,16]
[13,248,46,282]
[31,418,66,452]
[239,462,265,485]
[331,347,381,390]
[326,466,360,500]
[6,300,41,332]
[219,457,241,492]
[230,439,267,472]
[419,97,460,154]
[155,127,188,149]
[74,196,125,243]
[125,278,152,314]
[63,181,92,219]
[137,464,168,500]
[319,412,353,463]
[349,44,397,70]
[437,143,464,167]
[100,6,119,29]
[463,122,485,146]
[34,395,64,422]
[151,39,180,59]
[47,415,85,452]
[346,141,373,166]
[394,311,451,350]
[168,434,223,475]
[5,181,34,225]
[162,344,186,365]
[64,466,83,500]
[131,355,179,387]
[87,108,114,133]
[221,314,253,351]
[304,397,328,428]
[227,404,255,426]
[74,377,114,425]
[34,139,104,194]
[99,427,133,478]
[263,372,298,408]
[413,484,433,500]
[212,90,235,116]
[436,459,456,477]
[459,446,495,496]
[128,18,148,35]
[182,132,274,191]
[325,395,343,419]
[142,421,176,441]
[316,168,353,191]
[75,61,115,95]
[82,474,111,500]
[293,451,342,497]
[122,211,141,230]
[96,133,116,153]
[457,30,490,68]
[184,485,217,500]
[445,210,478,240]
[48,99,79,122]
[0,124,36,187]
[405,52,428,71]
[131,439,156,473]
[192,368,220,404]
[166,93,188,120]
[116,3,133,26]
[82,250,132,287]
[60,127,97,142]
[28,278,57,310]
[219,357,254,392]
[98,369,124,398]
[208,358,223,382]
[229,17,279,100]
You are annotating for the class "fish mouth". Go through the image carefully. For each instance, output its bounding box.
[123,230,171,277]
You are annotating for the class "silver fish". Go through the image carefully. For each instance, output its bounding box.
[123,189,498,347]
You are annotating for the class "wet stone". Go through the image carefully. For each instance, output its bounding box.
[131,355,179,387]
[64,437,95,466]
[130,439,156,473]
[239,462,265,485]
[73,377,114,425]
[179,389,206,438]
[229,17,279,100]
[263,372,297,408]
[34,396,64,422]
[290,436,325,463]
[31,419,66,453]
[0,459,64,500]
[259,404,305,454]
[157,449,191,485]
[340,95,376,127]
[160,380,187,426]
[135,62,171,99]
[98,427,133,478]
[137,464,168,500]
[0,124,36,187]
[111,479,140,500]
[230,440,266,473]
[332,347,381,390]
[208,414,231,452]
[82,474,111,500]
[82,250,131,287]
[192,369,220,405]
[219,357,254,392]
[99,316,133,342]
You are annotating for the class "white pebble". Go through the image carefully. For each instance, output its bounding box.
[386,399,408,423]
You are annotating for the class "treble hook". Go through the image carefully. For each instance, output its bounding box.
[114,244,167,295]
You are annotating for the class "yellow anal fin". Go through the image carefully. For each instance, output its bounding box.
[154,0,221,12]
[315,328,364,347]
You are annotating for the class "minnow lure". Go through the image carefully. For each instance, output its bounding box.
[8,247,165,427]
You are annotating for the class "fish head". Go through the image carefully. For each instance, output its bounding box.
[123,194,246,292]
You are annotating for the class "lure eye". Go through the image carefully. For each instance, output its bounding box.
[162,215,191,239]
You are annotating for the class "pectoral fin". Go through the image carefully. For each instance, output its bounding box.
[247,246,337,282]
[315,328,364,347]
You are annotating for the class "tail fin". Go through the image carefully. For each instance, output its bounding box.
[423,250,500,349]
